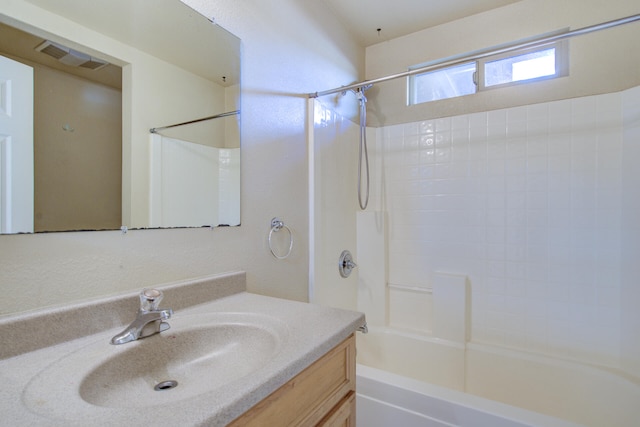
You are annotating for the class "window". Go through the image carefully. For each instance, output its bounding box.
[479,43,568,89]
[408,40,568,105]
[409,62,476,104]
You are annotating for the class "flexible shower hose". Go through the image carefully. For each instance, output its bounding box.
[357,90,370,210]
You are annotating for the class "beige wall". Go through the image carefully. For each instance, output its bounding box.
[0,0,363,316]
[34,65,122,232]
[224,84,240,149]
[365,0,640,126]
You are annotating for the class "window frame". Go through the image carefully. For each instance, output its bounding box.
[407,60,476,105]
[476,40,569,91]
[407,39,570,106]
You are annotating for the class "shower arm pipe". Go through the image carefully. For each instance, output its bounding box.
[150,110,239,133]
[308,13,640,99]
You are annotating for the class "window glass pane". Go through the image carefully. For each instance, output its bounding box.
[411,62,476,104]
[484,47,556,87]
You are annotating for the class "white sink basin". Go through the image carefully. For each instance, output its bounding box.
[23,312,288,418]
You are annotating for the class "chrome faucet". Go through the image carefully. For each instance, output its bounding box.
[110,288,173,345]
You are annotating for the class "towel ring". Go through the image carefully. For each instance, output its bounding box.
[269,217,293,259]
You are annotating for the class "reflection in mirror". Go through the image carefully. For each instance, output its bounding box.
[0,22,123,233]
[0,0,241,234]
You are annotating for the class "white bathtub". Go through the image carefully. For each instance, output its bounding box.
[356,365,580,427]
[356,328,640,427]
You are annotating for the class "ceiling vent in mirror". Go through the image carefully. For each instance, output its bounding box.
[35,40,108,70]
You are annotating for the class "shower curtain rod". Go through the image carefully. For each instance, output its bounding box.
[309,13,640,99]
[150,110,239,133]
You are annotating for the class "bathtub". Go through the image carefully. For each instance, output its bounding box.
[356,328,640,427]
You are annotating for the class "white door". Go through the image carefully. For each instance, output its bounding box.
[0,55,34,233]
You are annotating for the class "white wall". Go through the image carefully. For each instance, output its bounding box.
[365,0,640,126]
[621,86,640,377]
[0,0,363,316]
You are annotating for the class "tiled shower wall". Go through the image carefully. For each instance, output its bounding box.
[376,89,634,367]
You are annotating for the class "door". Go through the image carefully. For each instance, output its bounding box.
[0,54,34,233]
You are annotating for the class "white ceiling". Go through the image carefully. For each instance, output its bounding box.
[321,0,522,47]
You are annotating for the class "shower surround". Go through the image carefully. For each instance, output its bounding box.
[375,91,625,366]
[311,84,640,426]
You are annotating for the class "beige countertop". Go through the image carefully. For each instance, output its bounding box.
[0,272,365,426]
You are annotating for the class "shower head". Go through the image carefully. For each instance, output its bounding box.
[341,83,373,97]
[352,84,373,103]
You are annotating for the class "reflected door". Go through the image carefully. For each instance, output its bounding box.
[0,55,33,233]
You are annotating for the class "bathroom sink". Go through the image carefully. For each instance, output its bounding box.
[81,322,281,407]
[23,312,288,417]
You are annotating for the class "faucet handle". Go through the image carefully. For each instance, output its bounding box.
[140,288,164,311]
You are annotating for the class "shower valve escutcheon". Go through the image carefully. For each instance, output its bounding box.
[339,250,357,278]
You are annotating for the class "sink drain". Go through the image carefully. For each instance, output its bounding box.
[154,380,178,391]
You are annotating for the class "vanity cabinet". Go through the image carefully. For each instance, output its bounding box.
[229,334,356,426]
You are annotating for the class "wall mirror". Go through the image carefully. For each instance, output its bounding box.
[0,0,241,234]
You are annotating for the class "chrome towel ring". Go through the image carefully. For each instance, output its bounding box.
[268,217,293,259]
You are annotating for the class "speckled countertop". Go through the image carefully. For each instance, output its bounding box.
[0,272,365,426]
